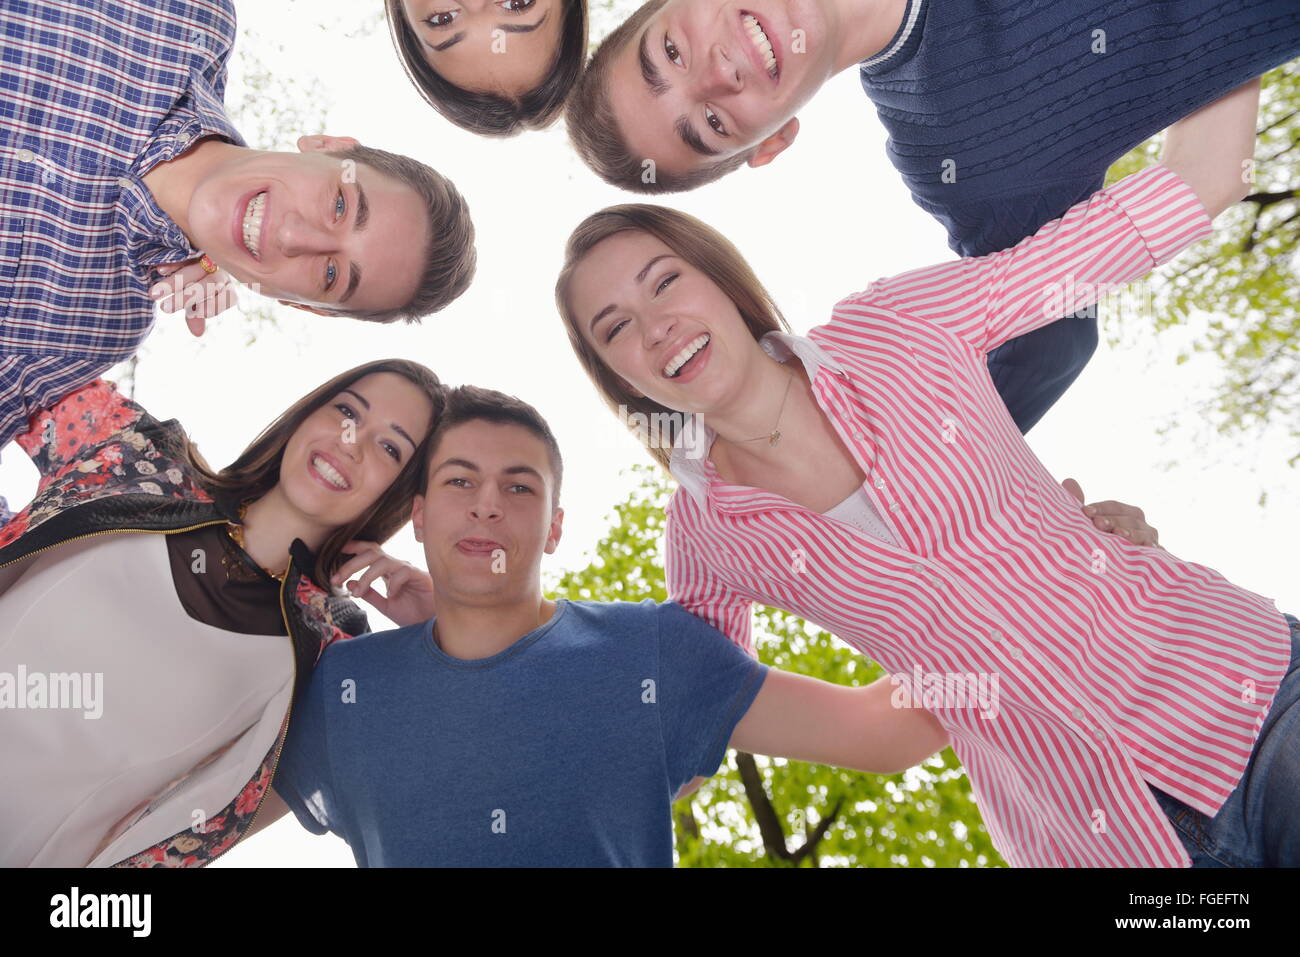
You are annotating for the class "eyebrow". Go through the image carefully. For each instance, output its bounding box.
[637,27,719,158]
[338,181,368,305]
[340,389,417,451]
[586,254,674,337]
[426,11,548,52]
[433,458,546,484]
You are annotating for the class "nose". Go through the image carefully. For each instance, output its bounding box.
[275,208,336,258]
[642,309,677,352]
[697,43,743,97]
[469,487,503,522]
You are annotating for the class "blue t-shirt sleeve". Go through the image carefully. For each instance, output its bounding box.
[271,651,345,838]
[655,601,768,789]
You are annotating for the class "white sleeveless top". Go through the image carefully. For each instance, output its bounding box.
[822,483,900,545]
[0,532,294,867]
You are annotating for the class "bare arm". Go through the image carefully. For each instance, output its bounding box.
[1161,77,1261,219]
[729,671,950,776]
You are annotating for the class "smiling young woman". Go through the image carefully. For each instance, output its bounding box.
[386,0,589,136]
[0,359,444,867]
[553,81,1300,868]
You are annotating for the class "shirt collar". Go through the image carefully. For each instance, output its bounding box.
[122,73,247,277]
[668,330,849,509]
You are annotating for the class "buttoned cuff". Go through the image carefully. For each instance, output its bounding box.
[1103,164,1215,266]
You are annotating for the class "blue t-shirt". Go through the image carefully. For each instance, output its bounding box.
[272,599,767,867]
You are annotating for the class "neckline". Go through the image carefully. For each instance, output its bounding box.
[860,0,926,76]
[422,599,570,669]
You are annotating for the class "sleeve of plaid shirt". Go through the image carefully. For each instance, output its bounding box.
[845,165,1215,355]
[0,354,113,450]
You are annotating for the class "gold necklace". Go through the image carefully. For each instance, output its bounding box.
[226,503,288,582]
[733,370,794,447]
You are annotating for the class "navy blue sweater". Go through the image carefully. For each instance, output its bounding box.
[858,0,1300,433]
[861,0,1300,258]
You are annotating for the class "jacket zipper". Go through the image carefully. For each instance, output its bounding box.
[206,564,297,864]
[3,520,300,866]
[0,520,229,571]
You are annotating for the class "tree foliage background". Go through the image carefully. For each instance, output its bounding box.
[1105,62,1299,472]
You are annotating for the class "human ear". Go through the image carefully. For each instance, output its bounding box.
[297,134,362,154]
[411,494,425,543]
[746,117,800,169]
[544,507,564,554]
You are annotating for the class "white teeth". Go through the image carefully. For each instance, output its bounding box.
[242,191,266,258]
[664,334,710,378]
[313,454,349,490]
[742,14,777,76]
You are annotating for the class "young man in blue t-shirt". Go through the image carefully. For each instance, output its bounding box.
[260,384,952,866]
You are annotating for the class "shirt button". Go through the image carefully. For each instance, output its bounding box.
[854,431,865,440]
[116,177,132,189]
[988,629,1003,642]
[1009,647,1023,659]
[1092,728,1106,742]
[16,148,35,162]
[909,562,924,572]
[873,477,886,490]
[1071,707,1085,720]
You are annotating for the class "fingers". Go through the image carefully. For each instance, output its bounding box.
[1087,500,1159,547]
[329,541,385,588]
[149,260,238,323]
[1061,477,1085,505]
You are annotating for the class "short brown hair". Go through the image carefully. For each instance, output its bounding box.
[184,359,446,586]
[555,205,789,470]
[385,0,589,137]
[566,0,754,194]
[325,144,477,323]
[428,385,564,508]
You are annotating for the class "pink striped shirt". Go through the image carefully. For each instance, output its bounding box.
[664,165,1293,867]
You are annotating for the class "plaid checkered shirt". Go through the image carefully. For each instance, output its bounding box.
[0,0,245,458]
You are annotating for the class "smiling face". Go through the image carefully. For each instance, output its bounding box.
[414,418,563,604]
[566,229,763,416]
[184,139,430,314]
[400,0,565,96]
[278,372,436,531]
[606,0,836,179]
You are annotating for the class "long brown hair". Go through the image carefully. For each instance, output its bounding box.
[183,359,445,586]
[385,0,589,137]
[554,205,790,469]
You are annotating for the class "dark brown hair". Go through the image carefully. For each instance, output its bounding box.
[185,359,446,585]
[554,204,789,469]
[428,385,564,508]
[385,0,589,137]
[565,0,755,193]
[325,144,477,323]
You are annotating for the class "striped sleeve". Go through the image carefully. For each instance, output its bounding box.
[664,502,756,658]
[848,165,1214,354]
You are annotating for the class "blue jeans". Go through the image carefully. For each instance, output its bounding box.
[1148,612,1300,867]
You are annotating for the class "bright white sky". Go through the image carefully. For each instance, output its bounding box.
[2,0,1295,867]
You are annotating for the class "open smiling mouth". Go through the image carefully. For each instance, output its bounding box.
[741,12,779,80]
[664,334,711,378]
[311,453,351,491]
[241,191,267,259]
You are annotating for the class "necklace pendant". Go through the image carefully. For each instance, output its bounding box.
[769,430,781,447]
